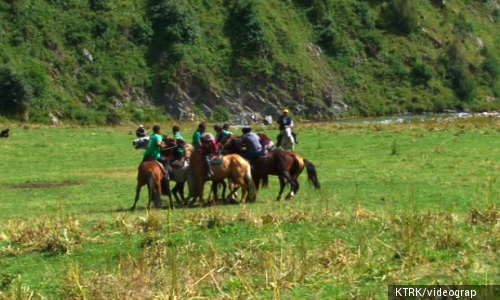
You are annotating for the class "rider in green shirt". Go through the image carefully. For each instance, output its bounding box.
[141,125,169,194]
[192,122,206,150]
[144,125,164,160]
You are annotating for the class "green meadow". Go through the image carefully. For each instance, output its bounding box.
[1,119,500,299]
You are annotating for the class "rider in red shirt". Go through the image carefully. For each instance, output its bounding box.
[199,133,219,179]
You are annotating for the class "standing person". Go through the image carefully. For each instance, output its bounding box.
[192,122,206,150]
[136,125,147,138]
[214,124,231,145]
[142,125,169,191]
[199,133,219,179]
[239,126,264,161]
[277,109,298,147]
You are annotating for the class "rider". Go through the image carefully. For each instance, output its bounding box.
[192,122,206,150]
[239,126,264,161]
[277,109,298,147]
[214,123,231,146]
[142,125,169,190]
[223,123,232,134]
[257,132,275,151]
[136,125,147,138]
[199,132,219,179]
[172,125,186,167]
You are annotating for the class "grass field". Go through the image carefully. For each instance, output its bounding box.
[1,119,500,299]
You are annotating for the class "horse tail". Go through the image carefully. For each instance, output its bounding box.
[304,159,321,189]
[245,165,258,202]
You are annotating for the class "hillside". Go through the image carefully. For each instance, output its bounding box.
[1,0,500,124]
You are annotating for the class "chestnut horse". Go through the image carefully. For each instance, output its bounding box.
[220,135,320,200]
[131,160,173,210]
[184,145,257,206]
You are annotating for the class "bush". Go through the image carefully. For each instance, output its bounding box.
[0,66,33,118]
[89,0,109,11]
[481,48,500,82]
[447,62,477,101]
[228,0,269,56]
[131,19,153,44]
[411,62,434,85]
[92,16,109,37]
[317,16,346,56]
[389,0,419,34]
[149,0,199,45]
[453,12,473,34]
[357,2,375,29]
[211,106,230,122]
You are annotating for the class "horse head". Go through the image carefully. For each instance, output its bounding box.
[220,135,240,154]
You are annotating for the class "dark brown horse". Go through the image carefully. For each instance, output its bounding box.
[131,160,173,210]
[220,135,320,200]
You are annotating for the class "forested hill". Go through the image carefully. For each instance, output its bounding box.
[1,0,500,124]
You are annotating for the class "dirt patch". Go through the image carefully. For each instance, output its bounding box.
[5,180,83,189]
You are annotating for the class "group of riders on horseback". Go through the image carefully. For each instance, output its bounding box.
[137,109,299,195]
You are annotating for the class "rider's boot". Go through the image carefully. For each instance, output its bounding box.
[204,156,214,179]
[292,131,298,144]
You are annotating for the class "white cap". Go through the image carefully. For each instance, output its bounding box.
[139,125,144,127]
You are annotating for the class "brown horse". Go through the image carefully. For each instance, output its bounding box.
[185,145,257,206]
[131,160,173,210]
[160,138,231,206]
[220,135,320,200]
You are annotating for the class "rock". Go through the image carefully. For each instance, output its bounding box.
[263,115,273,125]
[201,104,212,116]
[49,113,59,125]
[82,48,93,62]
[475,36,484,49]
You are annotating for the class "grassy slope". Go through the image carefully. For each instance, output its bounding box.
[1,0,500,124]
[1,121,500,298]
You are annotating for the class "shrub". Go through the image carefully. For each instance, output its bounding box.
[228,0,269,56]
[149,0,199,45]
[453,12,474,34]
[389,0,419,34]
[89,0,109,11]
[92,16,109,38]
[211,106,230,122]
[131,19,153,44]
[411,62,434,85]
[317,16,346,56]
[0,66,33,118]
[357,2,375,29]
[481,48,500,82]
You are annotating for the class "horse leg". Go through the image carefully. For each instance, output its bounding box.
[131,184,142,211]
[276,175,287,201]
[284,171,296,200]
[163,178,174,209]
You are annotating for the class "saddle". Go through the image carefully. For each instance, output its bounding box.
[142,155,167,174]
[210,154,223,165]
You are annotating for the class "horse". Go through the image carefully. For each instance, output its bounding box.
[133,136,149,150]
[220,135,320,200]
[131,160,173,210]
[279,127,295,151]
[160,138,231,206]
[185,145,257,206]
